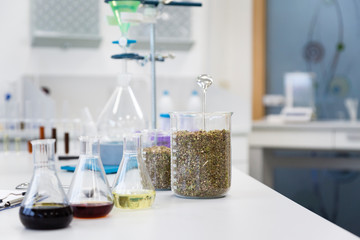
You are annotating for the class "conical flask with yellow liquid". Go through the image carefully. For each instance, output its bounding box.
[112,134,155,209]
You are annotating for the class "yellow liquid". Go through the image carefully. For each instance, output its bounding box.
[113,190,156,209]
[15,137,21,152]
[3,134,9,152]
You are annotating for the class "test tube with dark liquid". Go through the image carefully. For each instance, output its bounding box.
[51,128,57,153]
[64,132,69,154]
[27,140,32,153]
[39,126,45,139]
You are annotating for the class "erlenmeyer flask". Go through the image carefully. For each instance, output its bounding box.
[112,134,155,209]
[19,139,73,230]
[97,73,146,167]
[67,136,114,218]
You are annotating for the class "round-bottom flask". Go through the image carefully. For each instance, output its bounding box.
[112,134,155,209]
[19,139,73,230]
[67,136,113,218]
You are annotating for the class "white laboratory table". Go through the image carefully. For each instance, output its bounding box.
[0,152,358,240]
[249,120,360,187]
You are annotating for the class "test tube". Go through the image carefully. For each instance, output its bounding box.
[52,128,57,153]
[0,119,4,152]
[39,126,45,139]
[64,132,69,154]
[3,133,9,152]
[14,120,21,152]
[3,119,11,152]
[27,140,32,153]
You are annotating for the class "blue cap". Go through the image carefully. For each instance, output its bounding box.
[160,113,170,118]
[163,90,169,95]
[5,93,11,101]
[192,90,198,96]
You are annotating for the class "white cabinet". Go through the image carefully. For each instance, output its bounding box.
[249,120,360,187]
[249,130,333,149]
[335,130,360,150]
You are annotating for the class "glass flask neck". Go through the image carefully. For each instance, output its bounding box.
[31,139,56,168]
[117,73,132,87]
[79,136,100,156]
[123,134,141,154]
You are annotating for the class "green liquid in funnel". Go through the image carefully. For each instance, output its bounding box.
[109,1,140,36]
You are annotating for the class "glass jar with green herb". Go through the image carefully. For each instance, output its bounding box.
[142,130,171,190]
[170,112,232,199]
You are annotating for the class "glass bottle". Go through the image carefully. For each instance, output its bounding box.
[97,73,146,167]
[112,134,155,209]
[19,139,73,230]
[170,112,232,199]
[67,136,114,218]
[142,130,171,190]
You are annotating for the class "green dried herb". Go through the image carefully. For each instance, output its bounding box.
[171,129,231,198]
[144,146,171,190]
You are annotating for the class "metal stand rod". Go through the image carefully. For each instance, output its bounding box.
[142,1,202,7]
[150,23,157,129]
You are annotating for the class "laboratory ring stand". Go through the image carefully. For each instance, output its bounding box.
[105,0,202,129]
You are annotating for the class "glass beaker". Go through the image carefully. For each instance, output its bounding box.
[67,136,114,218]
[97,73,146,166]
[19,139,73,230]
[142,130,171,190]
[170,112,232,199]
[112,134,155,209]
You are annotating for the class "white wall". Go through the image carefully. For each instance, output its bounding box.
[0,2,207,79]
[206,0,253,131]
[0,0,252,129]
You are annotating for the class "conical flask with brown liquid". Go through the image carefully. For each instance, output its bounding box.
[19,139,73,230]
[67,136,114,218]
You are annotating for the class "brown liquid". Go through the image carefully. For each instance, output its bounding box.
[51,128,57,153]
[39,126,45,139]
[71,202,113,218]
[28,140,32,153]
[64,132,69,154]
[19,203,73,230]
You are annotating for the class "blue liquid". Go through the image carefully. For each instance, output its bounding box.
[100,142,123,166]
